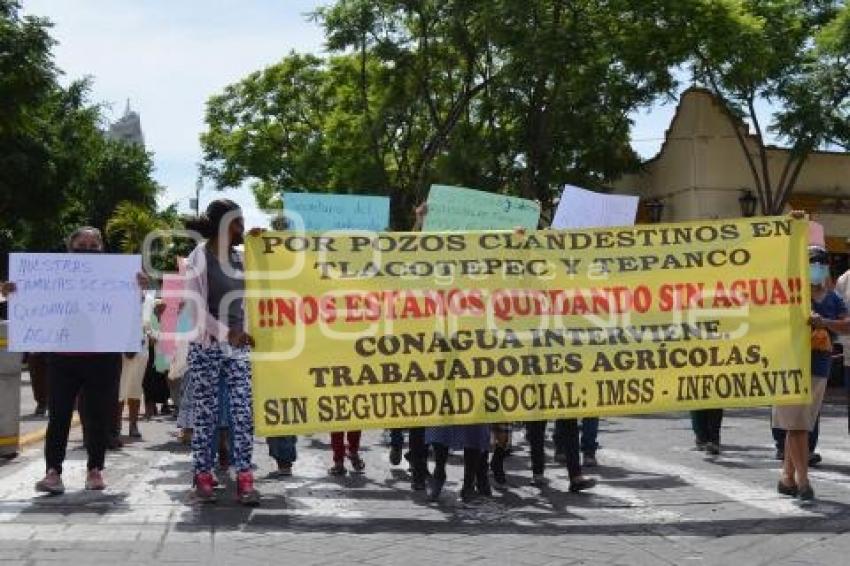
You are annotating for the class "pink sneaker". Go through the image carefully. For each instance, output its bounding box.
[85,469,106,491]
[35,469,65,495]
[236,471,260,507]
[194,472,217,503]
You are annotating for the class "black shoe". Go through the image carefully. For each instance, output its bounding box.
[530,473,548,487]
[808,453,822,467]
[777,480,798,497]
[34,405,47,417]
[411,475,427,491]
[583,453,599,467]
[568,477,597,493]
[492,469,507,490]
[477,479,492,497]
[490,447,507,488]
[705,442,720,456]
[695,440,708,451]
[775,449,785,461]
[460,486,477,503]
[428,477,445,501]
[798,483,815,501]
[389,446,402,466]
[107,435,123,450]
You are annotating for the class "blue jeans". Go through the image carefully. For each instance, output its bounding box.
[580,418,599,455]
[267,436,297,465]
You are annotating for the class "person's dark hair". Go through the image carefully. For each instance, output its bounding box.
[184,199,241,240]
[808,245,828,264]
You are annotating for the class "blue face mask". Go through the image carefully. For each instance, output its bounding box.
[810,264,829,285]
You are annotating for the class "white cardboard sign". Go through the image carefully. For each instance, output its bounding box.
[552,185,639,229]
[7,253,143,352]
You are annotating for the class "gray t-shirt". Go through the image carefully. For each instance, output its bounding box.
[204,246,244,331]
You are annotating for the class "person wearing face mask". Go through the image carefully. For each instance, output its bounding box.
[832,265,850,432]
[1,226,148,494]
[183,199,260,506]
[774,245,850,501]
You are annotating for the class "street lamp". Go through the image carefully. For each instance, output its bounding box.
[739,189,758,218]
[645,198,665,223]
[192,178,203,217]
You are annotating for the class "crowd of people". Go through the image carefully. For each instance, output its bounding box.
[1,201,847,507]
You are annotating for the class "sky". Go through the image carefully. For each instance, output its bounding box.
[24,0,685,229]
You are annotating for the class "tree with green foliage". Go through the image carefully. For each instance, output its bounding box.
[200,0,689,226]
[681,0,850,214]
[1,0,65,259]
[200,52,331,211]
[106,201,192,276]
[202,0,505,225]
[105,201,169,254]
[448,0,688,210]
[0,0,162,271]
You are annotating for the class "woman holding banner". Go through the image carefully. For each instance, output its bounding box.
[184,199,260,506]
[774,245,850,501]
[2,226,147,494]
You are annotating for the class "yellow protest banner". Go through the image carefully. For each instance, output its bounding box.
[245,216,810,436]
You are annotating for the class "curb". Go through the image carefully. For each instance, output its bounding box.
[17,415,80,449]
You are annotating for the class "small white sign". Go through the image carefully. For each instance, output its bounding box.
[552,185,639,229]
[7,253,143,352]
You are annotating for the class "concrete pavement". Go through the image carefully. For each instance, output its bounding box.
[1,399,850,565]
[17,374,51,446]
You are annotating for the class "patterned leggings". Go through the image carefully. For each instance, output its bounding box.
[189,342,254,474]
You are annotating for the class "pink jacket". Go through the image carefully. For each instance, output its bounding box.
[184,243,243,345]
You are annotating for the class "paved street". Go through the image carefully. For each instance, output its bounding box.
[2,395,850,565]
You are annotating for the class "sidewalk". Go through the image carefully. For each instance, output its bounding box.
[18,372,48,446]
[3,403,850,564]
[16,371,72,450]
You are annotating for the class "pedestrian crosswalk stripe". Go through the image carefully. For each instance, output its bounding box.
[603,448,818,517]
[590,483,683,523]
[1,442,838,539]
[814,447,850,466]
